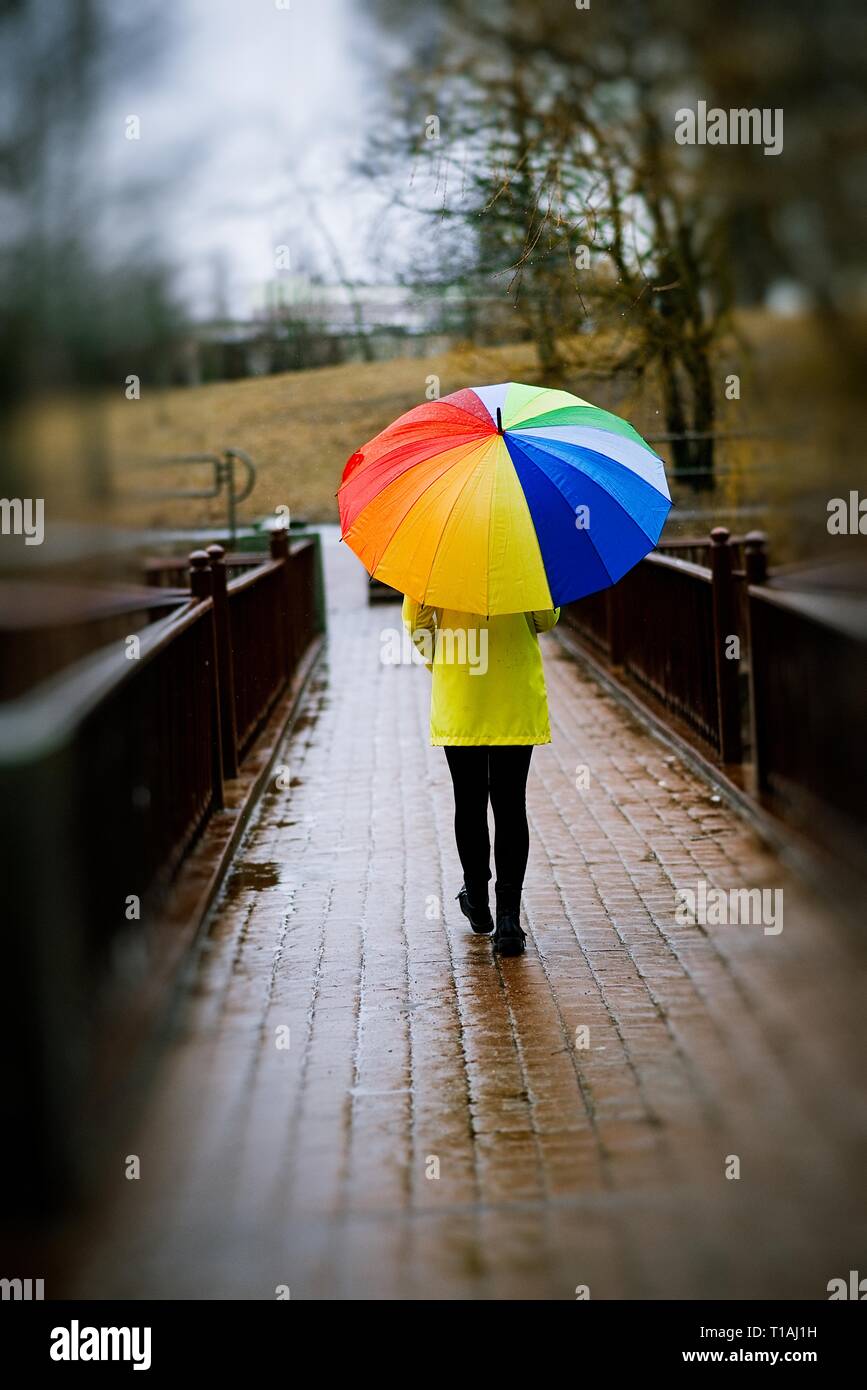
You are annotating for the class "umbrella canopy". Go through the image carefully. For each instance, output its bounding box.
[338,381,671,615]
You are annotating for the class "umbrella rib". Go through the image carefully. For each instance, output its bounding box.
[337,431,488,517]
[493,436,553,613]
[513,435,669,549]
[582,514,617,589]
[512,403,651,449]
[349,442,486,581]
[337,427,488,499]
[503,384,550,428]
[515,428,670,502]
[482,436,504,617]
[442,399,499,432]
[505,435,618,590]
[418,437,497,610]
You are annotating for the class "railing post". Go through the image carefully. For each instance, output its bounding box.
[743,531,768,785]
[269,527,289,563]
[269,526,296,678]
[744,531,768,587]
[709,527,743,763]
[206,544,239,779]
[606,585,625,667]
[189,550,225,810]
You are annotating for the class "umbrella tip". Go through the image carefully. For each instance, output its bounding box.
[496,406,503,434]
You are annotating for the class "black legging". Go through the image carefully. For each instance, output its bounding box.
[443,745,533,901]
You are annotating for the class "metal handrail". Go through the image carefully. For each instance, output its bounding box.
[126,448,257,542]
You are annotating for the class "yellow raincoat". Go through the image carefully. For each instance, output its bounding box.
[402,597,560,746]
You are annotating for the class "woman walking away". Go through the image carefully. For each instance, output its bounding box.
[402,599,560,958]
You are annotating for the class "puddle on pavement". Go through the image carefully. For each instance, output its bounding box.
[226,861,284,892]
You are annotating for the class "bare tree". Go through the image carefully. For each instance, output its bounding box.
[362,0,744,482]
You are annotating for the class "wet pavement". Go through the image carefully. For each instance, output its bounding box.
[68,529,867,1299]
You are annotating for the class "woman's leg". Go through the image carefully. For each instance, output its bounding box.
[488,746,533,907]
[443,746,491,895]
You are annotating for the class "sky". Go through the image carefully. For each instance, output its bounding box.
[95,0,396,318]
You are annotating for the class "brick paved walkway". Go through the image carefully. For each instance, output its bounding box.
[68,530,867,1299]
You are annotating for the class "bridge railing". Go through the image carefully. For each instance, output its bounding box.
[561,528,866,862]
[0,582,190,700]
[562,528,760,762]
[748,586,867,863]
[182,532,317,774]
[618,553,720,752]
[0,532,321,1212]
[142,551,265,587]
[76,596,225,933]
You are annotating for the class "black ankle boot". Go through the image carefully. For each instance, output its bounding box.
[493,884,526,956]
[456,881,493,934]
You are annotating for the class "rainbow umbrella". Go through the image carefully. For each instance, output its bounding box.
[338,381,671,614]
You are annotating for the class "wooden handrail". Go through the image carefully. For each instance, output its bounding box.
[0,599,204,762]
[643,550,713,583]
[748,584,867,641]
[226,557,282,595]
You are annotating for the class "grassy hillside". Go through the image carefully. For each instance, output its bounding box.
[26,314,858,564]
